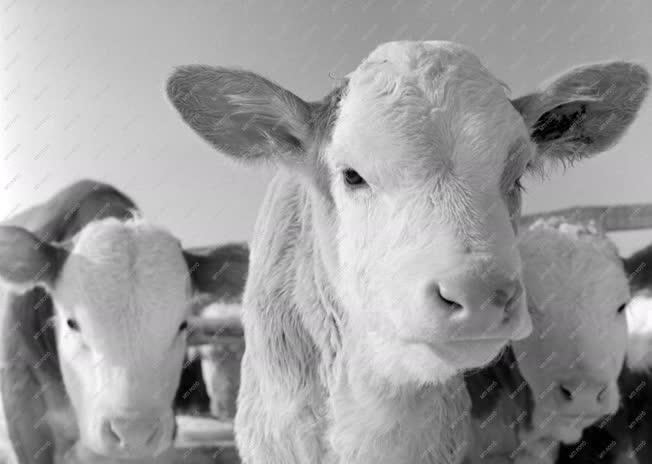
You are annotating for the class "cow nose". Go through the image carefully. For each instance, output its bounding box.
[431,273,529,340]
[102,416,163,453]
[557,382,612,412]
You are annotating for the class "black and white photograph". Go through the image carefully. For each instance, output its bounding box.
[1,1,651,463]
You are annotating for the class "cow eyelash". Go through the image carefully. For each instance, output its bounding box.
[67,318,80,331]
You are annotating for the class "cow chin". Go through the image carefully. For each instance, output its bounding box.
[550,422,585,445]
[531,405,603,446]
[431,338,508,369]
[359,333,506,387]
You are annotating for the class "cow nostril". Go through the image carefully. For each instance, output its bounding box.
[559,384,574,401]
[597,385,608,403]
[436,286,463,311]
[496,280,522,311]
[104,421,123,446]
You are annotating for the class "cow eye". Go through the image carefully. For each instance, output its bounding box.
[617,303,627,314]
[67,318,80,331]
[179,320,188,332]
[343,169,367,188]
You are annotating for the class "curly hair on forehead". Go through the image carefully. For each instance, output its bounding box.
[528,216,600,236]
[524,216,620,260]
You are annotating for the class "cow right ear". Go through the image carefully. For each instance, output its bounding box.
[183,243,249,303]
[0,226,68,292]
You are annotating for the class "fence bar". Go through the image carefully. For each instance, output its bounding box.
[521,204,652,232]
[187,317,244,346]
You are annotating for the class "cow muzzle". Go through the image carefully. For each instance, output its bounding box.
[97,411,174,458]
[425,270,532,343]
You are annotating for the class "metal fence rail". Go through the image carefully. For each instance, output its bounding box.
[521,204,652,232]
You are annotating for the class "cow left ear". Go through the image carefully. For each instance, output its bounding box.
[183,243,249,302]
[512,62,649,164]
[0,226,68,292]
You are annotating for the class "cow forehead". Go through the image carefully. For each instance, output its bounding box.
[355,40,482,77]
[329,40,528,187]
[520,230,629,325]
[55,218,189,353]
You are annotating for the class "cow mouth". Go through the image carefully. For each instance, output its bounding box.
[554,413,604,427]
[79,413,175,460]
[412,338,508,368]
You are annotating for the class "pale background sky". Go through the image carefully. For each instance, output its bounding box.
[1,0,651,256]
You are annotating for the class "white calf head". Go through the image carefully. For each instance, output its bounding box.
[0,219,247,459]
[513,219,629,444]
[167,41,647,385]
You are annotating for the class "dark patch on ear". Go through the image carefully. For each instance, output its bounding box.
[513,62,649,162]
[530,102,588,144]
[184,243,249,302]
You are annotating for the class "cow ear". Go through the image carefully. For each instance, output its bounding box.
[0,226,68,292]
[183,244,248,302]
[512,62,649,165]
[166,66,313,167]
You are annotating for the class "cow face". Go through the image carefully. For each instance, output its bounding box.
[513,220,629,444]
[0,219,247,459]
[167,41,647,386]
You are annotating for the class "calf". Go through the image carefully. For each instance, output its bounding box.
[466,219,629,463]
[556,242,652,463]
[193,302,245,421]
[175,249,248,417]
[167,41,648,463]
[0,180,248,463]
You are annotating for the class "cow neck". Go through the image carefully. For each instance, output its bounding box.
[293,184,344,388]
[329,349,471,464]
[9,288,61,385]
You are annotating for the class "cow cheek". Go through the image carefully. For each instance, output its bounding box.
[337,211,415,333]
[156,343,187,404]
[59,354,100,435]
